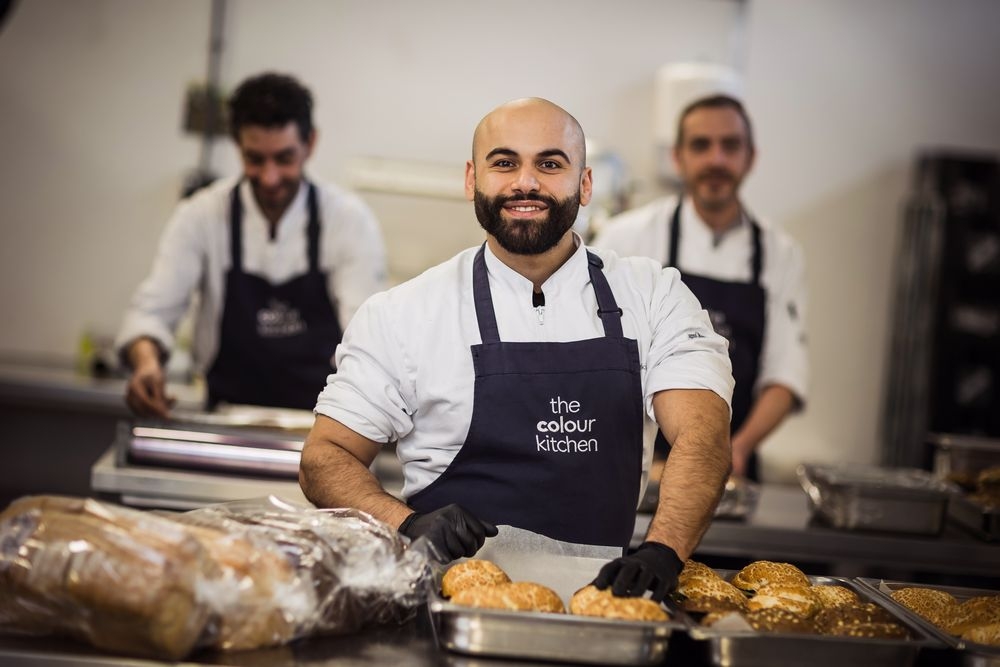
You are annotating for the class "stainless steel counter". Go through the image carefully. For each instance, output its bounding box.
[635,484,1000,581]
[0,359,203,414]
[90,443,404,510]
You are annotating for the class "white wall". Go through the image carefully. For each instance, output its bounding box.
[742,0,1000,480]
[1,0,999,480]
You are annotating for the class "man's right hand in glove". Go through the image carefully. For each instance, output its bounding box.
[397,503,498,561]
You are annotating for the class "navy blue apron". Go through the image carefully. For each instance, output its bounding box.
[655,201,766,481]
[408,245,644,549]
[205,181,343,410]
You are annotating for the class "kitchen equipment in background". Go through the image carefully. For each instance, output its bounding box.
[180,0,228,199]
[882,152,1000,470]
[797,463,957,535]
[91,410,403,510]
[929,432,1000,541]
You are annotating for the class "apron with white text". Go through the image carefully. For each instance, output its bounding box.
[408,246,644,548]
[205,181,343,410]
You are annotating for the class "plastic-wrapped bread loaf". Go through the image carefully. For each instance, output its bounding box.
[0,495,432,659]
[0,495,214,659]
[177,522,313,650]
[172,499,430,637]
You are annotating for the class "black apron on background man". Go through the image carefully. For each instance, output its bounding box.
[409,246,644,550]
[206,181,343,410]
[654,201,766,481]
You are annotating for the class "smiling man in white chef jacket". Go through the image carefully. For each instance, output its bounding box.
[115,72,386,417]
[300,97,734,602]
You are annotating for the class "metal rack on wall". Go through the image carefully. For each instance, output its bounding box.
[883,152,1000,469]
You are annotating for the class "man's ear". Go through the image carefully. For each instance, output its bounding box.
[464,160,476,201]
[305,129,318,159]
[579,167,593,206]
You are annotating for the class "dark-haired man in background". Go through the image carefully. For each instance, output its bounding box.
[117,72,386,416]
[592,95,808,481]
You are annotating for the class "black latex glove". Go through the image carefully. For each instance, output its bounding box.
[397,503,498,562]
[592,541,683,602]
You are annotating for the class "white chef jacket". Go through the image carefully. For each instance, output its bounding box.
[315,235,734,499]
[115,177,387,373]
[591,195,809,407]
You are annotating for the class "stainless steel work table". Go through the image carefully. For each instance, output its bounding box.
[635,483,1000,582]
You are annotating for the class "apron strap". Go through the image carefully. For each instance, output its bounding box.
[667,200,764,286]
[229,183,244,272]
[472,243,624,343]
[306,182,321,273]
[587,252,624,338]
[230,181,322,273]
[472,244,501,344]
[749,220,763,285]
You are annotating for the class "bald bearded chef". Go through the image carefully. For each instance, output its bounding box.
[299,97,734,602]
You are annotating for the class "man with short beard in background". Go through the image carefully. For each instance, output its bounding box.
[592,95,809,482]
[300,97,734,602]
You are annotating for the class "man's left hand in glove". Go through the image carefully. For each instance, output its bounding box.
[592,541,683,602]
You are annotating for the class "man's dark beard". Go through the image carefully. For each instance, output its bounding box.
[474,189,580,255]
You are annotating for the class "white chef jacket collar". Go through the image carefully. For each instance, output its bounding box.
[681,197,750,246]
[482,232,589,299]
[238,178,310,238]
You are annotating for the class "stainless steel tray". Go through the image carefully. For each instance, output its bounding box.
[797,463,956,534]
[427,553,682,665]
[683,572,943,667]
[950,492,1000,541]
[929,432,1000,490]
[856,578,1000,667]
[430,597,678,665]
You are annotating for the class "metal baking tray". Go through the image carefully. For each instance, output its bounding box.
[683,571,943,667]
[929,432,1000,490]
[797,463,957,535]
[428,554,683,665]
[949,492,1000,541]
[855,578,1000,666]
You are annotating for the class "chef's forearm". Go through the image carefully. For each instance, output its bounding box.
[645,389,731,559]
[732,384,796,454]
[299,416,412,528]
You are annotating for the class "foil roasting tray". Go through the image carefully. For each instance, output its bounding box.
[855,578,1000,667]
[683,572,943,667]
[797,463,956,534]
[428,551,683,665]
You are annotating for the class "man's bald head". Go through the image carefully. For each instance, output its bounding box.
[471,97,587,168]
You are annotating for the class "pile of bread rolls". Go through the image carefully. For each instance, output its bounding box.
[890,586,1000,646]
[440,559,669,622]
[676,559,910,639]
